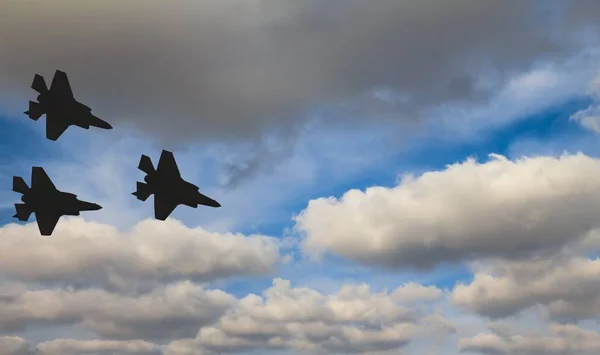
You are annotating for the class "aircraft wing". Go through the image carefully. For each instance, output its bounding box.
[34,211,61,236]
[50,70,74,98]
[154,193,179,221]
[45,113,70,141]
[157,150,181,177]
[31,167,57,191]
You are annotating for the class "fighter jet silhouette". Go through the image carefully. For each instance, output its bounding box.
[132,150,221,220]
[24,70,113,141]
[12,167,102,236]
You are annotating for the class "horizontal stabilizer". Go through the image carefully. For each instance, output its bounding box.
[24,101,45,120]
[31,74,48,94]
[138,155,155,174]
[132,181,153,201]
[12,176,30,194]
[13,203,33,221]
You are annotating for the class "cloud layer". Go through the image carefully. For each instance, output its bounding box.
[1,278,453,355]
[1,1,599,143]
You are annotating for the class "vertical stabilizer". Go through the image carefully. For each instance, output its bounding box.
[138,155,155,175]
[12,176,30,194]
[31,74,48,94]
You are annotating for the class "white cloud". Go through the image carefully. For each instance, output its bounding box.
[35,339,162,355]
[459,323,600,355]
[295,153,600,269]
[168,278,451,354]
[570,72,600,134]
[452,255,600,320]
[0,278,454,354]
[0,218,281,291]
[0,280,234,340]
[0,336,29,355]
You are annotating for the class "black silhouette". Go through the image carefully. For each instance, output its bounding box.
[24,70,113,140]
[12,167,102,236]
[133,150,221,220]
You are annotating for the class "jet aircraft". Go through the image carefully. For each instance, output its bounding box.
[12,167,103,236]
[24,70,113,141]
[132,150,222,220]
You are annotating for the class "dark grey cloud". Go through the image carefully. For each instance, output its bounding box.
[1,0,599,144]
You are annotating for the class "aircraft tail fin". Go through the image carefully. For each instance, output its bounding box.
[31,74,48,94]
[12,176,30,194]
[24,101,46,120]
[138,155,155,175]
[132,181,153,201]
[13,203,33,221]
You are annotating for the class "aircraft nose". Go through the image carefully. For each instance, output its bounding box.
[90,203,102,210]
[92,114,113,129]
[99,121,113,130]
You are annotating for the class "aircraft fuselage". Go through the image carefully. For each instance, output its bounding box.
[21,189,102,216]
[144,174,219,208]
[38,92,111,130]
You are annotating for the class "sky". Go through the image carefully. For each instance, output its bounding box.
[2,1,600,354]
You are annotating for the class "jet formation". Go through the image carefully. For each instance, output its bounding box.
[12,70,222,236]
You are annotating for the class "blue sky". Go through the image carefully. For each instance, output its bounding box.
[2,2,600,355]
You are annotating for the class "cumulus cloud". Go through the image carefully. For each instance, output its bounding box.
[167,278,451,354]
[0,280,235,340]
[0,336,29,355]
[295,153,600,269]
[452,255,600,320]
[1,1,599,143]
[459,323,600,355]
[0,218,281,291]
[35,339,162,355]
[1,278,452,354]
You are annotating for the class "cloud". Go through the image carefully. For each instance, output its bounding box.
[35,339,162,355]
[167,278,451,354]
[0,218,281,291]
[0,336,29,355]
[452,255,600,320]
[0,280,235,340]
[570,73,600,134]
[1,1,599,144]
[458,324,600,355]
[295,153,600,269]
[3,278,453,354]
